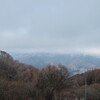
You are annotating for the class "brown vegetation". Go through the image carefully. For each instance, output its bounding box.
[0,50,100,100]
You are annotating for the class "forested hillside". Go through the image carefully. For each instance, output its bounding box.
[0,50,100,100]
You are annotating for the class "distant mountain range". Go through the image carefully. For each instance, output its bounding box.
[10,53,100,74]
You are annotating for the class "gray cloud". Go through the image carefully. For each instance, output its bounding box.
[0,0,100,54]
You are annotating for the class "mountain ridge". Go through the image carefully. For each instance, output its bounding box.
[10,52,100,74]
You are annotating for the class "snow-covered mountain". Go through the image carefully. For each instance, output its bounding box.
[11,53,100,74]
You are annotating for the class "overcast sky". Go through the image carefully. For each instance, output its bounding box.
[0,0,100,55]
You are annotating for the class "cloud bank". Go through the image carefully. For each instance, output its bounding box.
[0,0,100,55]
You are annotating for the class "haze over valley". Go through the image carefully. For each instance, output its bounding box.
[11,52,100,74]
